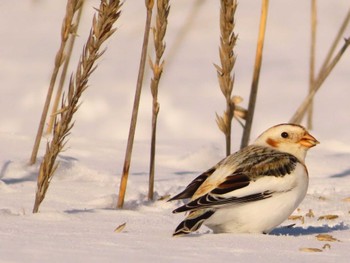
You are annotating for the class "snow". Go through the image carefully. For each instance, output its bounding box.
[1,0,350,262]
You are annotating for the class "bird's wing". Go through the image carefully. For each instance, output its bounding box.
[172,146,300,214]
[168,145,256,202]
[168,167,216,201]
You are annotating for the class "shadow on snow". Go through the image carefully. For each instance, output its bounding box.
[330,167,350,178]
[271,222,349,236]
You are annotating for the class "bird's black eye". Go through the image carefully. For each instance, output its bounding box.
[281,132,289,138]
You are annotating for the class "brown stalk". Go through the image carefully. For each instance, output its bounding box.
[290,37,350,124]
[291,8,350,124]
[214,0,238,156]
[318,8,350,78]
[307,0,317,129]
[33,0,122,213]
[165,0,204,69]
[240,0,269,149]
[46,0,86,135]
[117,0,154,209]
[29,0,81,165]
[148,0,170,201]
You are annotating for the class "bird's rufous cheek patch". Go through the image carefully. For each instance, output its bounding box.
[266,138,279,148]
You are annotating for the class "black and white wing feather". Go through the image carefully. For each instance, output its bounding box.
[171,145,300,214]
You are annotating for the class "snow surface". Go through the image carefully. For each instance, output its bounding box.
[1,0,350,262]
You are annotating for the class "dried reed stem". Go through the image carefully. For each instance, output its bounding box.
[214,0,238,156]
[148,0,170,201]
[29,0,81,165]
[33,0,122,213]
[290,37,350,124]
[117,0,154,209]
[305,7,350,126]
[290,8,350,124]
[307,0,317,129]
[166,0,204,69]
[318,8,350,77]
[240,0,269,149]
[46,0,86,135]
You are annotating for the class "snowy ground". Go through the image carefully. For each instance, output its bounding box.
[1,1,350,262]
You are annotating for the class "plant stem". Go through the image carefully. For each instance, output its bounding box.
[165,0,204,70]
[215,0,237,156]
[29,0,80,165]
[33,0,122,213]
[46,0,85,135]
[293,8,350,124]
[117,0,154,208]
[148,0,170,201]
[240,0,269,149]
[307,0,317,129]
[318,8,350,77]
[148,102,159,200]
[290,37,350,124]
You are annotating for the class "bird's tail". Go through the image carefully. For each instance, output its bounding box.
[173,209,215,237]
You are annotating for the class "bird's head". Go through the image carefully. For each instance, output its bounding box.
[254,123,319,162]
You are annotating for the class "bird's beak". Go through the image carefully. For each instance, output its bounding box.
[299,132,320,148]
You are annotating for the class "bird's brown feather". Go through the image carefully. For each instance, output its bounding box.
[170,145,299,213]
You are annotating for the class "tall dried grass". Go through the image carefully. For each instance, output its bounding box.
[33,0,122,213]
[214,0,238,156]
[46,0,86,135]
[165,0,204,69]
[290,37,350,124]
[117,0,154,209]
[290,8,350,124]
[240,0,269,148]
[307,0,317,129]
[29,0,82,165]
[148,0,170,200]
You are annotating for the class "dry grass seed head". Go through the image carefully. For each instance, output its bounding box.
[299,247,323,253]
[315,234,340,242]
[317,214,339,221]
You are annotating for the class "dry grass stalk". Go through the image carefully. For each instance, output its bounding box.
[214,0,238,156]
[240,0,269,149]
[114,222,127,233]
[307,0,317,129]
[317,214,339,221]
[46,0,86,135]
[290,37,350,124]
[288,215,305,224]
[290,8,350,124]
[29,0,82,165]
[318,8,350,78]
[299,247,323,253]
[342,197,350,202]
[316,234,340,242]
[117,0,154,209]
[33,0,122,213]
[166,0,204,69]
[148,0,170,201]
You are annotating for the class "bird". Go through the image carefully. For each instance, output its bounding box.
[169,123,319,236]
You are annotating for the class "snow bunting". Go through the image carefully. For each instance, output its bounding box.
[169,123,319,236]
